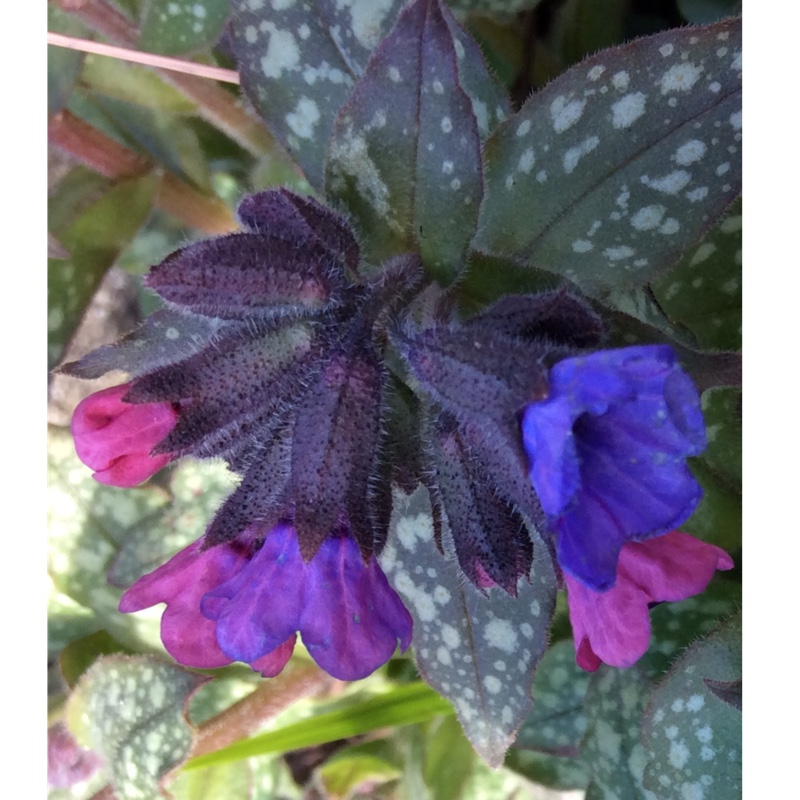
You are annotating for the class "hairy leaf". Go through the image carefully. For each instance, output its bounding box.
[641,614,741,798]
[327,0,508,283]
[476,18,742,295]
[229,0,407,188]
[67,655,204,799]
[381,486,557,766]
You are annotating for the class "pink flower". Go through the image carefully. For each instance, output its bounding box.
[565,531,734,671]
[71,384,178,487]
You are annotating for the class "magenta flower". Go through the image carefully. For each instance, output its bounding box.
[71,384,178,487]
[120,523,413,681]
[565,531,734,671]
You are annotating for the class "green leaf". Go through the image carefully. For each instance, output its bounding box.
[47,425,169,650]
[67,655,204,799]
[422,716,476,800]
[230,0,407,189]
[60,630,136,689]
[641,614,741,798]
[168,761,254,800]
[48,174,157,369]
[318,751,402,799]
[515,640,590,756]
[652,198,741,351]
[682,458,741,552]
[504,747,590,792]
[549,0,628,69]
[185,682,453,769]
[699,386,741,487]
[446,0,544,13]
[81,54,199,114]
[380,486,557,767]
[327,0,508,283]
[48,6,89,115]
[580,666,653,800]
[48,580,102,657]
[139,0,231,55]
[677,0,741,24]
[475,18,742,295]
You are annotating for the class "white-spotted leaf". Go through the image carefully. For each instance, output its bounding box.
[653,198,741,351]
[67,655,204,800]
[327,0,508,283]
[475,18,741,295]
[380,486,557,766]
[139,0,230,55]
[580,666,653,800]
[641,614,741,799]
[229,0,407,189]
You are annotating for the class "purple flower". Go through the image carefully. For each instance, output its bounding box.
[120,524,413,681]
[565,531,734,671]
[71,383,178,487]
[521,345,706,591]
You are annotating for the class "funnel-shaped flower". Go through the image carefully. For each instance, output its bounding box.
[565,531,734,671]
[71,384,178,487]
[121,524,413,681]
[522,345,706,591]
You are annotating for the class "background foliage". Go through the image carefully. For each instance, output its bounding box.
[47,0,741,797]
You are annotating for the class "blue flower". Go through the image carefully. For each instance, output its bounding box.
[521,345,706,591]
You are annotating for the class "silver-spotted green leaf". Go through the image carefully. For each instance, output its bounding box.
[475,18,742,295]
[140,0,230,55]
[327,0,508,283]
[641,614,741,799]
[48,174,157,370]
[61,308,227,380]
[515,640,591,756]
[698,386,741,488]
[504,747,590,792]
[380,486,557,766]
[581,666,653,800]
[652,198,741,351]
[67,655,204,799]
[229,0,407,189]
[48,426,169,650]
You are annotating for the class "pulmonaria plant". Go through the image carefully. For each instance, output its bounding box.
[60,0,741,766]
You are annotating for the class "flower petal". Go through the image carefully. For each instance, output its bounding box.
[300,536,413,680]
[119,540,248,668]
[203,524,305,664]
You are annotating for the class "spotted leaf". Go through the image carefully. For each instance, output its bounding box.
[641,614,741,799]
[652,198,741,351]
[580,666,653,800]
[59,308,226,380]
[139,0,230,56]
[475,18,742,295]
[327,0,508,284]
[229,0,407,189]
[380,486,557,766]
[67,655,204,800]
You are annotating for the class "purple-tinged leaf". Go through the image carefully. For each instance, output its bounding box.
[641,614,741,798]
[327,0,506,284]
[139,0,230,56]
[59,309,226,380]
[290,342,385,558]
[229,0,407,189]
[652,198,741,351]
[381,486,557,766]
[475,18,742,294]
[428,411,534,593]
[238,189,361,275]
[145,233,342,319]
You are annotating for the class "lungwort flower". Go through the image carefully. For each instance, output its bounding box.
[71,383,178,487]
[565,531,734,671]
[120,523,413,681]
[521,345,707,592]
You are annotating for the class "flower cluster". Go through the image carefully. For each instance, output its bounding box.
[65,188,732,680]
